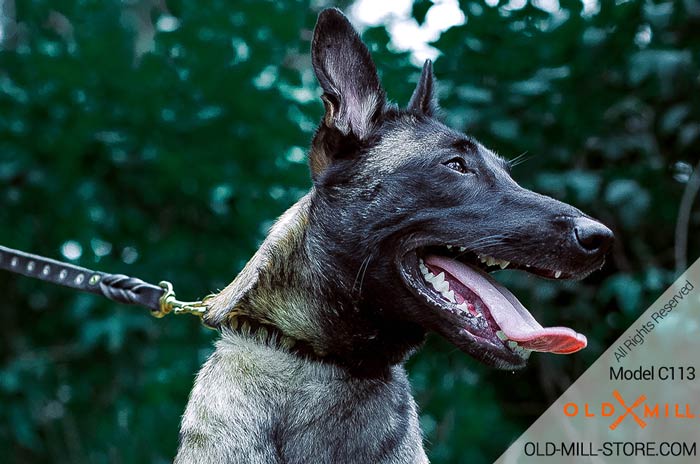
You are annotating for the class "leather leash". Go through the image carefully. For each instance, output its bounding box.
[0,244,209,320]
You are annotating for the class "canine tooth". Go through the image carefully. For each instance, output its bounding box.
[496,330,507,341]
[499,260,510,269]
[554,270,562,278]
[436,280,450,294]
[430,272,449,293]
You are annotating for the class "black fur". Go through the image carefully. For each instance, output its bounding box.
[301,8,613,371]
[176,9,614,462]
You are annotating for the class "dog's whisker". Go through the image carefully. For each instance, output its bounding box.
[352,253,373,296]
[357,254,372,296]
[509,151,535,167]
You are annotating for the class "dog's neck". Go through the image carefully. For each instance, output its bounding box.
[204,192,425,376]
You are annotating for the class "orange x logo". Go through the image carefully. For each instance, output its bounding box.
[609,390,647,430]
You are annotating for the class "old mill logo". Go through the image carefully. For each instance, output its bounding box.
[563,390,697,430]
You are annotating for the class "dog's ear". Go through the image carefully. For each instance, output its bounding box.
[311,8,386,140]
[408,59,438,116]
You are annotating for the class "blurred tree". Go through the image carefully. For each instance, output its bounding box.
[0,0,698,463]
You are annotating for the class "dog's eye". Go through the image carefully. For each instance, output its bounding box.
[443,158,471,175]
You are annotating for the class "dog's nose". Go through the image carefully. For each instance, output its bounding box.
[573,217,614,254]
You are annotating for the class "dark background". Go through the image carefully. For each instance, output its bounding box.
[1,0,699,462]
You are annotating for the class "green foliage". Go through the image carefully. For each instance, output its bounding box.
[0,0,698,462]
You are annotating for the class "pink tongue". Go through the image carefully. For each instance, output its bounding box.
[425,255,586,354]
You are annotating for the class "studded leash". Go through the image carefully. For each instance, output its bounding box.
[0,244,209,319]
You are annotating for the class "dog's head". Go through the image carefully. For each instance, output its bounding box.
[206,8,613,372]
[303,8,613,369]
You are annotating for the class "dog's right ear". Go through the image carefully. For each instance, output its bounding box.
[408,59,438,116]
[311,8,386,141]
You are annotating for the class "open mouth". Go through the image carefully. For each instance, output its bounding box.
[400,246,588,369]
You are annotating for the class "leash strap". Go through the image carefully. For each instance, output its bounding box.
[0,244,208,319]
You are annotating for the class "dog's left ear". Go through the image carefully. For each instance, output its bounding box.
[311,8,386,140]
[408,59,438,116]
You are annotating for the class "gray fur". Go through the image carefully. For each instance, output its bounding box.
[176,332,427,464]
[174,7,612,464]
[178,191,429,463]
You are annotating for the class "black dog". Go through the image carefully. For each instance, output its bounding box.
[175,8,613,463]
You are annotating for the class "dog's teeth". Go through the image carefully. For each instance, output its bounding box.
[419,262,429,276]
[514,346,531,358]
[508,340,518,349]
[487,257,497,267]
[554,270,562,278]
[458,302,477,317]
[430,272,449,293]
[499,260,510,269]
[496,330,507,341]
[459,303,474,317]
[436,281,450,294]
[444,289,456,303]
[446,245,453,250]
[525,264,531,267]
[459,246,467,252]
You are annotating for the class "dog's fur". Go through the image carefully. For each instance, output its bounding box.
[175,9,612,463]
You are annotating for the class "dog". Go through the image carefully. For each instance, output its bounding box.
[174,8,613,463]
